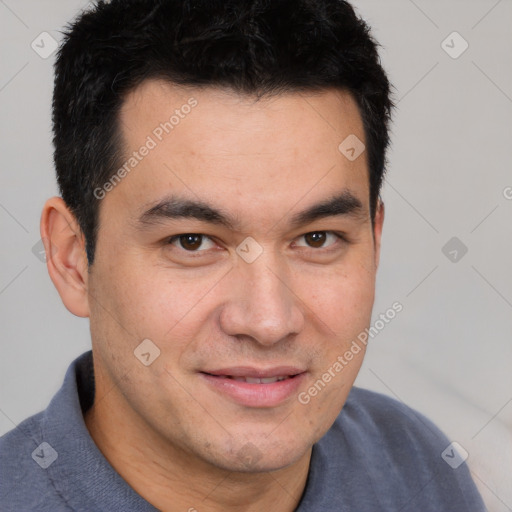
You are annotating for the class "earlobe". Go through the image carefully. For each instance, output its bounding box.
[373,200,385,269]
[40,197,90,318]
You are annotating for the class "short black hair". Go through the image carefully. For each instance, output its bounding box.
[53,0,393,265]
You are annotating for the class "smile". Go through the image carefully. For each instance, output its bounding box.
[226,376,289,383]
[199,368,306,407]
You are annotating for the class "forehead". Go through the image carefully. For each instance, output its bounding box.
[120,79,365,155]
[109,79,369,229]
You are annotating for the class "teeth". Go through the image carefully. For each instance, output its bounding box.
[228,376,288,383]
[246,377,263,384]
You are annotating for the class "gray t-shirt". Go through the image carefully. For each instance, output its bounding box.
[0,351,485,511]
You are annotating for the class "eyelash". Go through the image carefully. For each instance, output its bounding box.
[166,231,348,253]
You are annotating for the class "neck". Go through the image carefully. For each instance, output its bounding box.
[84,377,311,512]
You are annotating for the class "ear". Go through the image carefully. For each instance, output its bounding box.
[373,199,385,269]
[40,196,90,317]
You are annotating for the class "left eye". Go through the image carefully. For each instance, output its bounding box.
[168,234,216,251]
[295,231,340,249]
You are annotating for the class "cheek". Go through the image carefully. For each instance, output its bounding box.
[99,260,224,346]
[300,261,376,336]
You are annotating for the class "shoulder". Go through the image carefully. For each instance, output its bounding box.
[0,410,45,480]
[0,366,81,512]
[342,386,445,444]
[327,386,455,471]
[337,386,461,464]
[317,386,486,511]
[0,412,71,511]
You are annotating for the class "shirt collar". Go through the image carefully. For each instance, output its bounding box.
[41,350,159,511]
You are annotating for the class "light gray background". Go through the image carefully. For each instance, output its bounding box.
[1,1,511,510]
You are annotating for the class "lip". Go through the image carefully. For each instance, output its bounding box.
[204,366,305,378]
[200,366,307,408]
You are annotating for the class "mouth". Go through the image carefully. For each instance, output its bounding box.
[199,367,306,407]
[217,375,291,383]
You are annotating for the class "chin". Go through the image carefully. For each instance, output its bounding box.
[205,434,311,473]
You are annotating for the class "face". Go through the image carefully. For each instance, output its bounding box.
[86,80,383,472]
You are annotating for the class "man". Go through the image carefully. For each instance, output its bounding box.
[0,0,485,510]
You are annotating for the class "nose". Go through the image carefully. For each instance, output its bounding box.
[219,256,305,347]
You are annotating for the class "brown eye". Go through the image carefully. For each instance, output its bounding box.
[304,232,327,248]
[168,234,215,251]
[295,231,342,250]
[179,234,203,250]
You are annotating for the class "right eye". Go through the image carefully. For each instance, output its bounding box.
[167,234,217,252]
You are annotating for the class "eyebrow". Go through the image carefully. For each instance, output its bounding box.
[289,191,365,227]
[136,190,366,231]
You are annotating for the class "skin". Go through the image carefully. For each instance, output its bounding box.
[41,80,384,512]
